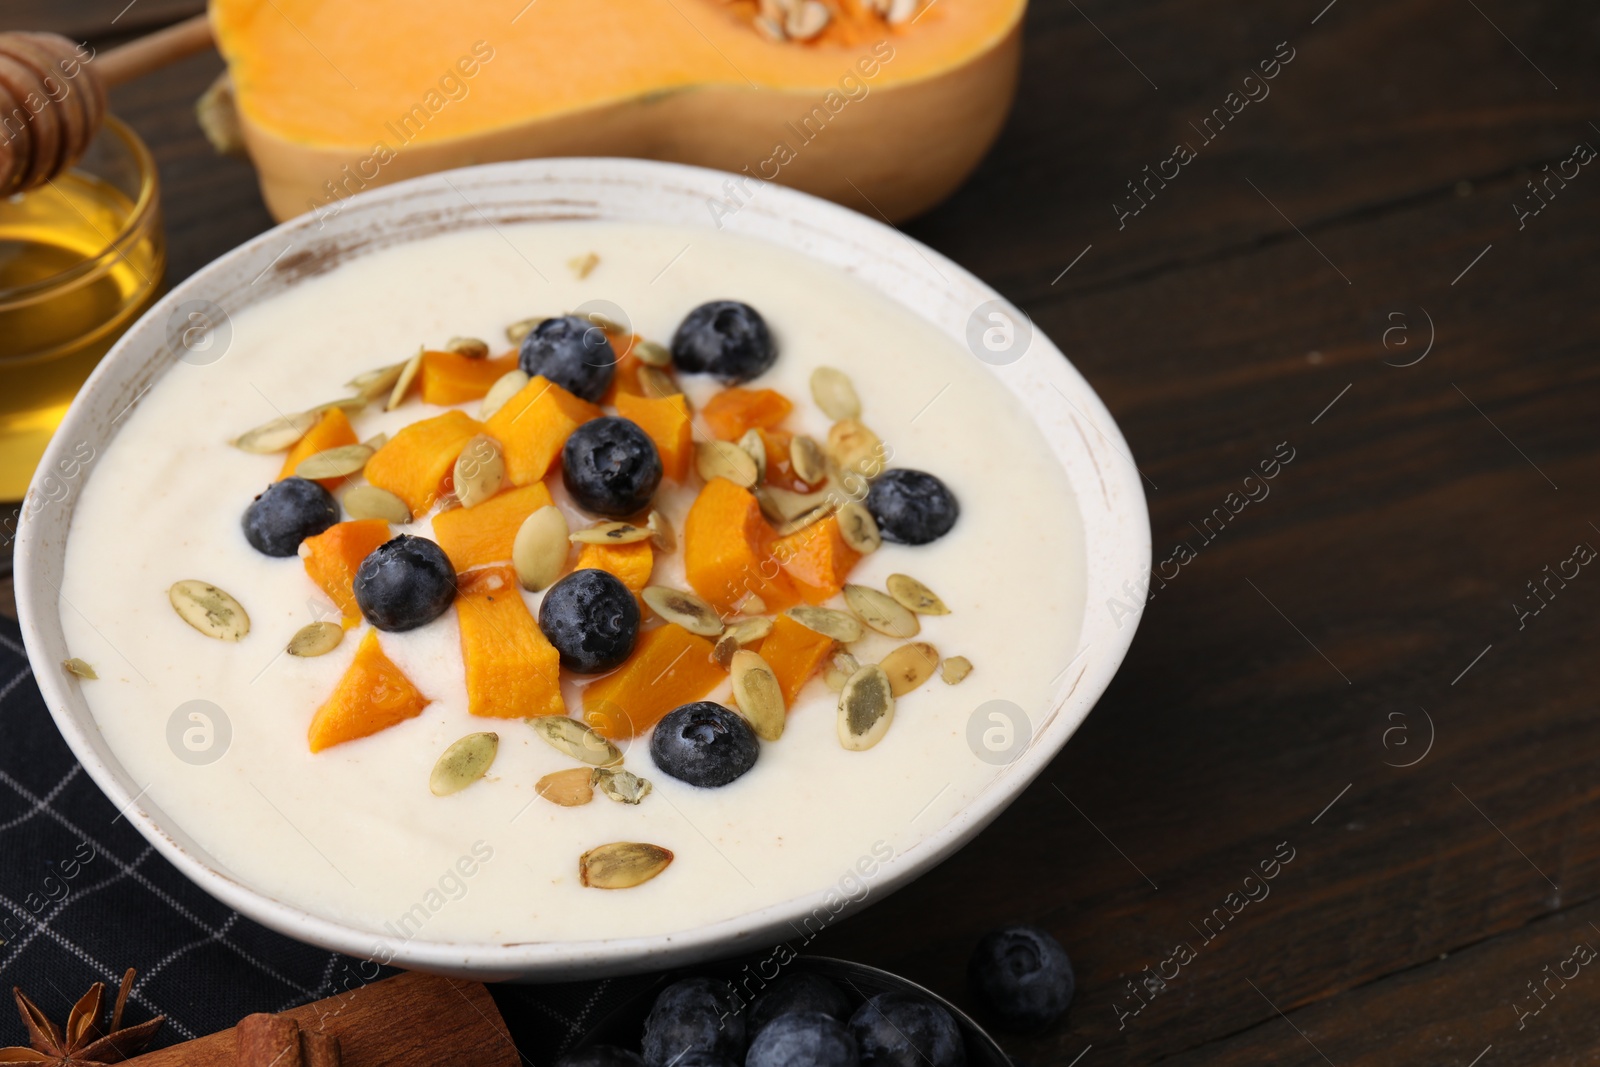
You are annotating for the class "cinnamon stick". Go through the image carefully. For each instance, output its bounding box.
[236,1014,302,1067]
[300,1030,342,1067]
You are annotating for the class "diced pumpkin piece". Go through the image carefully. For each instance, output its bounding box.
[615,391,693,482]
[582,624,725,739]
[760,613,836,706]
[420,349,520,405]
[482,375,601,486]
[702,387,793,441]
[432,482,554,571]
[575,540,654,593]
[774,515,862,605]
[684,477,800,615]
[755,428,818,491]
[456,564,565,719]
[279,407,359,490]
[363,409,484,516]
[299,519,391,623]
[307,629,430,752]
[601,337,644,405]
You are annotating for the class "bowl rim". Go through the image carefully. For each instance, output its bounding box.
[14,156,1150,979]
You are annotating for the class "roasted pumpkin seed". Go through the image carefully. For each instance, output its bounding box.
[580,842,674,889]
[529,715,622,766]
[725,616,775,646]
[386,347,425,411]
[453,434,505,507]
[480,369,530,419]
[447,336,490,359]
[342,485,411,524]
[880,642,939,696]
[735,592,767,615]
[833,650,860,674]
[362,432,389,452]
[646,509,676,553]
[713,632,740,669]
[941,656,973,685]
[756,484,835,525]
[295,443,373,481]
[824,668,849,691]
[886,574,950,615]
[591,766,652,804]
[571,521,652,545]
[838,665,894,751]
[307,396,371,418]
[739,429,767,482]
[430,732,499,796]
[785,605,862,643]
[536,767,594,807]
[61,657,97,680]
[642,587,723,636]
[789,435,828,485]
[232,410,318,454]
[810,366,860,420]
[582,310,625,335]
[696,440,759,487]
[638,365,682,401]
[506,316,546,345]
[730,650,786,741]
[346,361,404,396]
[569,252,600,279]
[844,584,920,638]
[636,339,672,367]
[772,506,833,538]
[169,580,250,641]
[828,419,885,478]
[835,503,881,554]
[286,621,344,658]
[514,506,570,591]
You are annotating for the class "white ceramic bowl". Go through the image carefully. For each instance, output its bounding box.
[15,158,1149,981]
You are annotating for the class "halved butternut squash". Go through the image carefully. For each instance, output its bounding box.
[581,623,725,739]
[455,564,565,719]
[774,514,861,604]
[299,519,391,623]
[420,349,520,405]
[279,407,359,490]
[760,613,835,706]
[482,375,601,486]
[684,477,799,614]
[575,540,654,593]
[432,481,554,571]
[307,629,430,752]
[362,409,484,516]
[702,387,793,441]
[615,391,693,482]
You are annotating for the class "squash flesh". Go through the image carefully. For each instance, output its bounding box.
[774,515,862,605]
[456,564,566,719]
[482,375,601,486]
[581,623,726,740]
[760,613,836,706]
[683,477,800,615]
[362,409,484,516]
[432,481,554,571]
[615,391,693,482]
[279,407,359,490]
[308,629,430,752]
[420,349,520,405]
[299,518,391,624]
[574,540,654,593]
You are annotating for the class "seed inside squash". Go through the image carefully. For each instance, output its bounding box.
[169,580,250,641]
[579,842,674,889]
[429,732,499,796]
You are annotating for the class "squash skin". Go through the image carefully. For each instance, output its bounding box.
[212,3,1024,223]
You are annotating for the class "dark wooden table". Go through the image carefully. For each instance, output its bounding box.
[8,2,1600,1063]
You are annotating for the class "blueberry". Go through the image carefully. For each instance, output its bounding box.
[554,1047,645,1067]
[967,925,1074,1033]
[562,417,663,518]
[649,702,759,788]
[747,1011,859,1067]
[848,993,965,1067]
[865,469,960,546]
[641,977,745,1067]
[352,535,457,632]
[537,569,640,673]
[518,314,616,402]
[670,301,777,383]
[750,974,852,1037]
[241,477,339,557]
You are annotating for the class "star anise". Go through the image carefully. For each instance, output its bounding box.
[0,968,163,1065]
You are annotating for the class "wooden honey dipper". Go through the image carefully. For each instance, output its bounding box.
[0,13,213,197]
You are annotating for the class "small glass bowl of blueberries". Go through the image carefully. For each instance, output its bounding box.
[552,925,1073,1067]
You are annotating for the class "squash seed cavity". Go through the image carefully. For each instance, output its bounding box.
[838,665,894,751]
[429,732,499,796]
[529,715,622,767]
[169,580,250,641]
[287,621,344,658]
[642,587,723,636]
[844,584,919,639]
[580,842,674,889]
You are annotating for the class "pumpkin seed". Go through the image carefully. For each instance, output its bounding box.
[810,367,860,420]
[713,632,740,669]
[514,506,570,591]
[447,336,490,359]
[828,459,871,503]
[838,665,895,750]
[362,432,389,452]
[569,252,600,279]
[835,503,881,554]
[735,592,767,615]
[307,396,371,418]
[772,506,834,538]
[844,584,919,638]
[536,767,595,807]
[730,650,786,741]
[638,365,682,401]
[571,521,652,545]
[725,616,775,645]
[342,485,411,524]
[828,419,885,478]
[287,621,344,658]
[785,605,862,643]
[453,435,505,508]
[346,362,404,394]
[696,440,759,488]
[591,767,652,804]
[642,587,723,636]
[646,509,676,553]
[941,656,973,685]
[636,339,672,367]
[506,316,546,346]
[756,484,835,525]
[833,650,860,674]
[886,574,950,615]
[790,435,828,485]
[880,642,939,696]
[739,429,767,483]
[824,668,849,691]
[429,732,499,796]
[528,715,622,767]
[232,410,318,454]
[386,347,425,411]
[169,580,250,641]
[61,657,97,680]
[579,842,674,889]
[295,443,373,481]
[480,368,531,420]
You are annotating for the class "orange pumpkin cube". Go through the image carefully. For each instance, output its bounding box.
[299,519,391,623]
[575,540,654,592]
[615,391,693,482]
[432,482,554,571]
[307,629,430,752]
[774,515,862,605]
[279,407,360,490]
[684,477,800,615]
[456,564,565,719]
[702,387,793,441]
[760,613,836,706]
[582,624,725,739]
[363,409,484,516]
[482,375,601,485]
[419,349,520,405]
